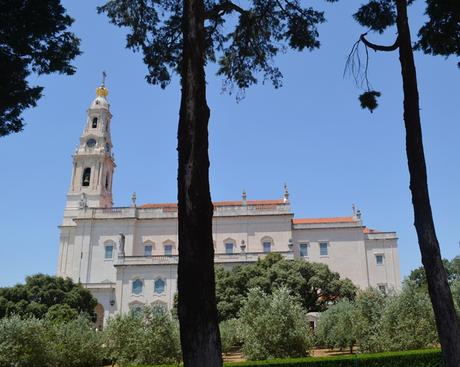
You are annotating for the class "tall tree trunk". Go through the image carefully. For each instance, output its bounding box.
[177,0,223,366]
[395,1,460,365]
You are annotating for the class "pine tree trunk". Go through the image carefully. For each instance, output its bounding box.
[177,0,223,366]
[395,1,460,365]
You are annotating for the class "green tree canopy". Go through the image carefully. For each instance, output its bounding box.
[215,253,357,321]
[408,257,460,290]
[0,274,97,319]
[98,0,337,92]
[0,0,80,137]
[408,257,460,312]
[416,0,460,68]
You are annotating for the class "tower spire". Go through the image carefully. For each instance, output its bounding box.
[64,79,116,209]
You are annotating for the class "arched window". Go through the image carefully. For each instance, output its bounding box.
[92,117,98,128]
[224,238,235,254]
[261,237,274,253]
[144,242,153,256]
[104,243,114,259]
[105,174,109,190]
[82,167,91,187]
[154,278,166,294]
[263,242,272,253]
[132,279,143,295]
[163,242,174,256]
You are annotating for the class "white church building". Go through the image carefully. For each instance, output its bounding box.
[56,83,401,328]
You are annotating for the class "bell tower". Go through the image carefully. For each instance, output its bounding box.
[65,77,115,210]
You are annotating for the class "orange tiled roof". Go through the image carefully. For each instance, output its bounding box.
[140,199,285,209]
[292,216,356,224]
[363,227,382,234]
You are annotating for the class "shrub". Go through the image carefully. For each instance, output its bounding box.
[49,315,104,367]
[315,300,356,353]
[352,289,387,353]
[220,318,241,353]
[379,283,438,351]
[238,287,313,360]
[0,314,104,367]
[0,315,52,367]
[226,349,442,366]
[104,304,181,366]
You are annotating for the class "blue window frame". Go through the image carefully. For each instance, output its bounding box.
[154,279,165,294]
[132,279,143,295]
[299,243,308,257]
[319,242,328,256]
[376,255,384,265]
[164,244,173,256]
[104,245,113,259]
[263,241,272,253]
[225,242,234,254]
[144,245,153,256]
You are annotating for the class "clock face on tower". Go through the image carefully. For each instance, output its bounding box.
[86,138,96,148]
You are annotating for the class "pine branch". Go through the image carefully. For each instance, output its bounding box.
[205,1,248,20]
[360,33,399,52]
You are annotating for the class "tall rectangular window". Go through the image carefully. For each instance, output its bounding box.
[319,242,328,256]
[104,245,113,259]
[263,242,272,253]
[225,243,234,254]
[144,245,152,256]
[164,244,173,256]
[299,243,308,257]
[376,254,384,265]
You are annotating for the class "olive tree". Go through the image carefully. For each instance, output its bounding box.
[315,300,356,353]
[238,287,313,360]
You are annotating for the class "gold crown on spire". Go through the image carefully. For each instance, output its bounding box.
[96,70,108,97]
[96,85,108,97]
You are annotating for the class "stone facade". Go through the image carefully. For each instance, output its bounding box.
[56,84,401,328]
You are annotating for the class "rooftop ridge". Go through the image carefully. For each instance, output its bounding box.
[292,216,356,224]
[140,199,286,209]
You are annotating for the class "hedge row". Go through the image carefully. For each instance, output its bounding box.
[228,349,442,367]
[132,349,442,367]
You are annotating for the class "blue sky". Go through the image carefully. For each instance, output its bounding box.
[0,1,458,287]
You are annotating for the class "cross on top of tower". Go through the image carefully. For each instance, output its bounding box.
[96,71,109,98]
